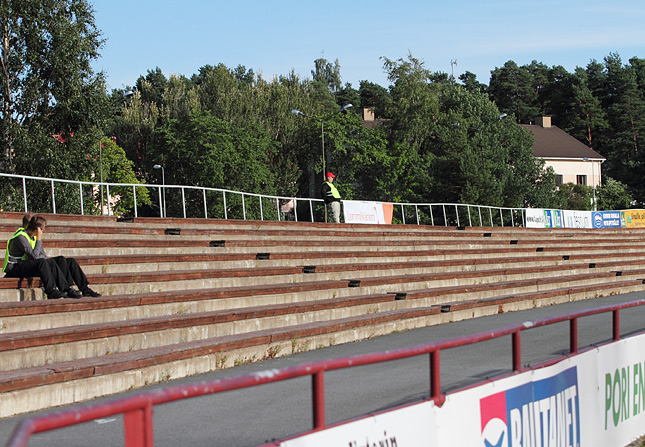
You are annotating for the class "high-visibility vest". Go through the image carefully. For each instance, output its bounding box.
[324,182,341,199]
[2,228,36,273]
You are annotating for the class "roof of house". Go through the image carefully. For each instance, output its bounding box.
[522,124,605,160]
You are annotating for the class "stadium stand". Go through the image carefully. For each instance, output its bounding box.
[1,210,645,418]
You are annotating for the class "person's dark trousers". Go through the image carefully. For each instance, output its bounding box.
[4,258,70,295]
[51,256,89,290]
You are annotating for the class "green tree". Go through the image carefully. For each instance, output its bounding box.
[0,0,107,173]
[488,61,539,123]
[596,177,632,210]
[96,137,151,216]
[556,183,593,210]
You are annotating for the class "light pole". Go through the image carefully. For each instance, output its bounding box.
[291,104,352,184]
[291,104,352,223]
[153,164,166,218]
[583,158,597,211]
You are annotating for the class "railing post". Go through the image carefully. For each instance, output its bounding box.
[570,318,578,353]
[241,193,246,220]
[489,207,493,227]
[203,188,208,219]
[182,187,186,219]
[455,204,459,227]
[312,371,325,430]
[309,200,314,222]
[293,199,298,222]
[276,198,280,221]
[415,204,419,225]
[430,350,442,402]
[22,177,28,212]
[123,404,154,447]
[158,187,163,218]
[106,185,111,216]
[259,196,264,221]
[132,186,138,218]
[512,330,522,372]
[613,309,620,341]
[499,208,504,227]
[79,183,84,215]
[401,204,405,224]
[223,191,227,220]
[51,180,56,214]
[429,205,434,226]
[443,204,447,226]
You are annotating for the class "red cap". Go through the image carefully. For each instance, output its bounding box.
[326,172,336,178]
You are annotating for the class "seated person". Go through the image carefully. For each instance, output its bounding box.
[3,215,73,299]
[18,213,101,298]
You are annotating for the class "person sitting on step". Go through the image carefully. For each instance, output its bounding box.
[18,213,101,297]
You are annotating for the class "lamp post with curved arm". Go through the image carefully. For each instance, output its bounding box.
[291,104,352,184]
[291,104,352,223]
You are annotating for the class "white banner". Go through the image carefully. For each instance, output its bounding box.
[280,401,437,447]
[343,200,393,225]
[563,210,592,228]
[595,334,645,447]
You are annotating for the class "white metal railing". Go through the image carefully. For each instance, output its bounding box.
[0,172,526,227]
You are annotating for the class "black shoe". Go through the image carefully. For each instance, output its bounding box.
[66,289,83,299]
[47,289,68,299]
[82,287,101,297]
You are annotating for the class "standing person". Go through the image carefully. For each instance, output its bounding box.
[3,215,71,299]
[321,172,342,223]
[16,213,101,298]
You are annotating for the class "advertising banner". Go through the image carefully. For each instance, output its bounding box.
[592,211,622,229]
[435,355,592,447]
[280,401,437,447]
[526,209,563,228]
[563,210,592,228]
[621,210,645,228]
[594,334,645,447]
[526,209,547,228]
[343,200,394,225]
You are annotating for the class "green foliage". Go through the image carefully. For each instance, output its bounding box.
[596,177,632,210]
[0,0,107,173]
[556,183,593,210]
[97,137,151,216]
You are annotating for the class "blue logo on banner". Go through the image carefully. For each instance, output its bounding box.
[592,211,622,229]
[480,367,581,447]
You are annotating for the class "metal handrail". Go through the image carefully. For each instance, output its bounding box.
[0,172,529,227]
[5,299,643,447]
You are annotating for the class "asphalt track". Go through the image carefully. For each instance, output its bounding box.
[1,292,644,447]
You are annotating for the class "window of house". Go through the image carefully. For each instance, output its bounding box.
[577,175,587,185]
[555,175,563,186]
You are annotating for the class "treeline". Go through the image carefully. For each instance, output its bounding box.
[0,0,640,215]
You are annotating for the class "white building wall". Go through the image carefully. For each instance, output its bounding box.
[542,158,602,187]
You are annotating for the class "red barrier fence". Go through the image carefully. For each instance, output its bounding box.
[5,299,645,447]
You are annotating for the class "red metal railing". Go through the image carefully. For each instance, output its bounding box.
[5,299,644,447]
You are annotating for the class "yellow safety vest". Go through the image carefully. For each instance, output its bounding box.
[324,182,341,199]
[2,228,36,273]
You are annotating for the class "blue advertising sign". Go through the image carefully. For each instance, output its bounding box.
[592,211,622,229]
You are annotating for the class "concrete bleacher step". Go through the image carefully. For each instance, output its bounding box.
[1,277,644,418]
[2,210,645,418]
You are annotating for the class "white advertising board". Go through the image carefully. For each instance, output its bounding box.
[435,354,592,447]
[594,334,645,447]
[343,200,393,225]
[280,401,436,447]
[563,210,592,228]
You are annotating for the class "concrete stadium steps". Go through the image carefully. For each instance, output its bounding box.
[2,210,645,417]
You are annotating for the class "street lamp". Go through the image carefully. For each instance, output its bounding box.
[153,164,166,218]
[291,103,353,183]
[583,158,597,211]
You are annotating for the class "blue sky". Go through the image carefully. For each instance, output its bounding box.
[91,0,645,91]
